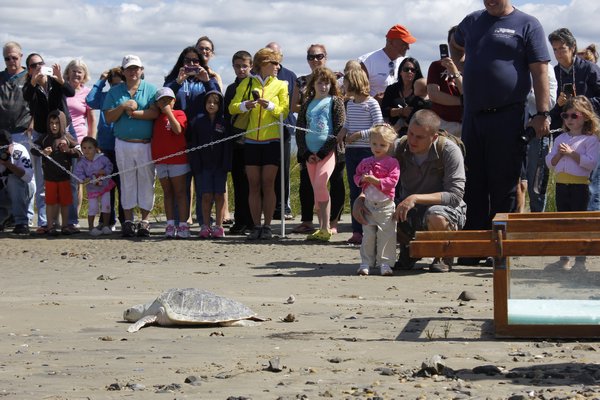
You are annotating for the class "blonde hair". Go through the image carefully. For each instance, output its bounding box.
[63,59,90,84]
[370,123,397,145]
[563,95,600,137]
[343,68,370,97]
[343,59,362,74]
[252,48,282,74]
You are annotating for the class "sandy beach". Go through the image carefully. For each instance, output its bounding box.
[1,219,599,400]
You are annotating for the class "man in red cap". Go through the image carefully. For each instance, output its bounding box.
[359,24,417,102]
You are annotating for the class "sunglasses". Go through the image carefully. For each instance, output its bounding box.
[561,112,582,120]
[266,60,280,66]
[388,61,395,76]
[307,53,325,61]
[402,67,416,73]
[4,56,18,61]
[28,61,45,69]
[184,57,201,64]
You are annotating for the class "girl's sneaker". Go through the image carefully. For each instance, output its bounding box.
[89,226,103,236]
[101,225,113,235]
[199,225,211,239]
[211,225,225,238]
[165,224,176,239]
[176,224,191,239]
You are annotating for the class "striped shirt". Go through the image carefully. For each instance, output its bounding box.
[343,96,383,148]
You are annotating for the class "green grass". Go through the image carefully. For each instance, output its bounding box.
[80,159,557,222]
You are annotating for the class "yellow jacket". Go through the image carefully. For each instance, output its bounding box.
[228,75,289,142]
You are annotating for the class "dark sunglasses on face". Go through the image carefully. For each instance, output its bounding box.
[184,57,201,64]
[266,60,280,66]
[561,112,582,120]
[307,54,325,61]
[402,67,416,73]
[29,61,45,69]
[4,56,18,61]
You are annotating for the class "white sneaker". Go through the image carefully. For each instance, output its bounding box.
[101,225,112,235]
[177,224,191,239]
[165,224,176,239]
[357,265,370,276]
[380,264,393,276]
[90,227,102,236]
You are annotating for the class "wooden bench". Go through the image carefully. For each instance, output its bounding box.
[410,211,600,338]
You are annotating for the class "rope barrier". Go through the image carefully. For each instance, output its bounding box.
[14,121,289,185]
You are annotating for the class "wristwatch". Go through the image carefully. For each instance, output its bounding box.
[535,111,550,117]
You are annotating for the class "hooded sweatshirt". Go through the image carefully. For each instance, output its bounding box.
[187,90,231,172]
[73,152,115,198]
[33,110,79,181]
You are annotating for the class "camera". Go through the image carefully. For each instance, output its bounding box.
[439,44,449,59]
[40,66,53,76]
[0,149,10,161]
[251,89,260,101]
[184,66,200,75]
[563,83,574,97]
[520,126,537,144]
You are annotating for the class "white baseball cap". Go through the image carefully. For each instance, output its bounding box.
[122,54,143,69]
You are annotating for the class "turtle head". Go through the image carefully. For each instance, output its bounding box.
[123,304,145,321]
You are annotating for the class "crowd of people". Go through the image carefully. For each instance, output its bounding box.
[1,0,600,275]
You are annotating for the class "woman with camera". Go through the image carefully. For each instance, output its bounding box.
[22,53,75,234]
[164,46,221,229]
[229,47,289,240]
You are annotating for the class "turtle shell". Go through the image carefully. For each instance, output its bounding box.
[158,288,257,323]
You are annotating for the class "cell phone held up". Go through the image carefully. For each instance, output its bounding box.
[40,66,53,76]
[184,65,200,75]
[251,89,260,101]
[563,83,575,98]
[439,44,449,59]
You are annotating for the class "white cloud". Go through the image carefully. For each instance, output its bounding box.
[0,0,596,89]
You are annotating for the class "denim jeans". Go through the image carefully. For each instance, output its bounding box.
[345,147,373,234]
[0,173,35,226]
[11,131,44,226]
[588,160,600,211]
[525,137,549,212]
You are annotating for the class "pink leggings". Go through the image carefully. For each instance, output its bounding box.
[306,151,335,204]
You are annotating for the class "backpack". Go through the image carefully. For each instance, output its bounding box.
[395,129,466,171]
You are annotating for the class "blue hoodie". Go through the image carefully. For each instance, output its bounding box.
[187,90,231,173]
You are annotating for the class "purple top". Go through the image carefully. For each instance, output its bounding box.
[73,153,115,197]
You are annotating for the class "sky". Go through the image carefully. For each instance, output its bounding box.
[1,0,597,89]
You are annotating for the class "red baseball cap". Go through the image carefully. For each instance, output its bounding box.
[386,24,417,44]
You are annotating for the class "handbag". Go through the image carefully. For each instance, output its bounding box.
[231,79,253,143]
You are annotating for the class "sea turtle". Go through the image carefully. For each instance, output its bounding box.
[123,288,265,332]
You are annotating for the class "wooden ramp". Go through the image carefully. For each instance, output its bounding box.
[409,212,600,338]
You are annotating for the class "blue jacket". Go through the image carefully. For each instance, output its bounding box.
[551,56,600,129]
[86,79,115,151]
[165,77,220,127]
[187,90,231,173]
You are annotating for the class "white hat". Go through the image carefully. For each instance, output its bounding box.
[155,87,175,101]
[122,54,143,69]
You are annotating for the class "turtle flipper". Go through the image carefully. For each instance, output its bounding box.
[128,315,158,332]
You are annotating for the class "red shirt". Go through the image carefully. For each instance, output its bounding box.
[151,110,188,164]
[427,61,462,123]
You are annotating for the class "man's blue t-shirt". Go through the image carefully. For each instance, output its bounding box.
[102,80,157,140]
[455,8,550,112]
